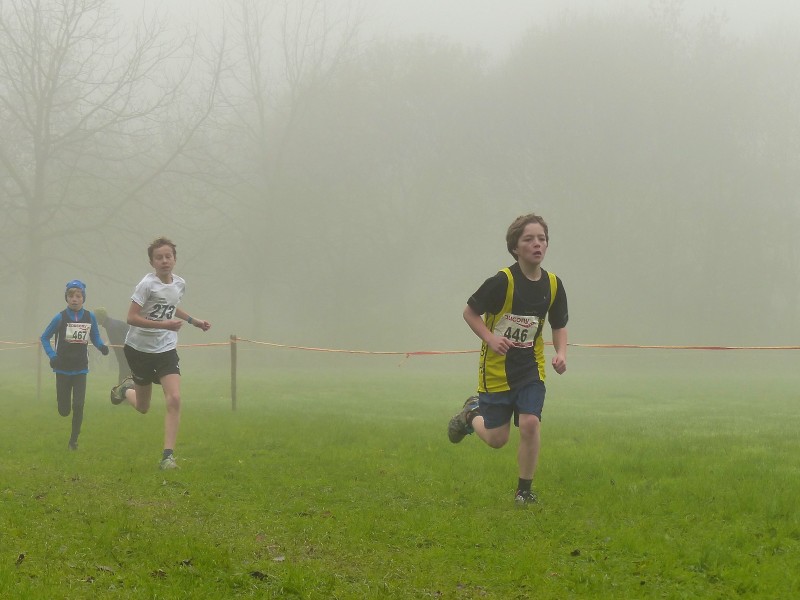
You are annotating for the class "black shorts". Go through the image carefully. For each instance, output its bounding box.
[123,346,180,386]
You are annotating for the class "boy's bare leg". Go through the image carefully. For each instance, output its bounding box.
[125,383,152,414]
[471,416,511,449]
[517,414,541,479]
[159,373,181,451]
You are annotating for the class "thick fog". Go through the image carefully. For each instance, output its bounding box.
[4,0,800,355]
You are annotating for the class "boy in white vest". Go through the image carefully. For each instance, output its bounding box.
[110,237,211,470]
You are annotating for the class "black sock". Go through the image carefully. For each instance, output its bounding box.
[162,449,174,460]
[466,408,479,426]
[517,478,532,493]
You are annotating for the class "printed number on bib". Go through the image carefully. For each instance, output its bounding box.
[493,313,538,349]
[148,304,176,321]
[66,322,91,344]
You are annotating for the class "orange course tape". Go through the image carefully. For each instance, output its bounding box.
[6,338,800,355]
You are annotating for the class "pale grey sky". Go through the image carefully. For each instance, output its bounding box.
[362,0,800,51]
[118,0,800,54]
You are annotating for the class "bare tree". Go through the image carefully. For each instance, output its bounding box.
[0,0,219,335]
[205,0,362,335]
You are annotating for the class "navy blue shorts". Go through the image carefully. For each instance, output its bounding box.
[123,346,180,386]
[479,381,545,429]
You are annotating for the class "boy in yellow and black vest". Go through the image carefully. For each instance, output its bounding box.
[447,214,569,505]
[41,280,109,450]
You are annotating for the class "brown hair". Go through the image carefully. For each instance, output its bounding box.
[506,214,549,259]
[148,237,177,261]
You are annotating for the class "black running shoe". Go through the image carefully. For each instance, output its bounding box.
[514,490,538,506]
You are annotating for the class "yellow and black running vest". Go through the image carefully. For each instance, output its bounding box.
[478,268,558,393]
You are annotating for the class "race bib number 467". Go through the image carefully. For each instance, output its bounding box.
[492,313,539,348]
[65,322,91,344]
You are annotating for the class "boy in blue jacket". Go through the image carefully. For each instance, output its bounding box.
[41,280,109,450]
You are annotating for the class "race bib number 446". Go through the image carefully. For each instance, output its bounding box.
[65,322,91,344]
[492,313,539,348]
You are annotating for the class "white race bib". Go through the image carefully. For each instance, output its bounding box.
[492,313,538,348]
[65,322,91,344]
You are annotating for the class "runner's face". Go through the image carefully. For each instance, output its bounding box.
[514,223,548,266]
[150,245,176,280]
[66,289,84,311]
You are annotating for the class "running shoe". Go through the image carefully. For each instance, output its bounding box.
[110,376,133,405]
[447,396,479,443]
[159,455,178,470]
[514,490,538,506]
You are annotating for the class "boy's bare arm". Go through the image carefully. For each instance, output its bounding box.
[551,327,567,374]
[175,307,211,332]
[463,305,513,356]
[126,301,183,331]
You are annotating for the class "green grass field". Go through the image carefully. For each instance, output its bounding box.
[1,348,799,598]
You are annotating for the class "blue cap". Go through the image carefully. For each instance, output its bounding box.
[65,279,87,299]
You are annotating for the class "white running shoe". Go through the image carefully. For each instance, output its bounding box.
[159,455,178,470]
